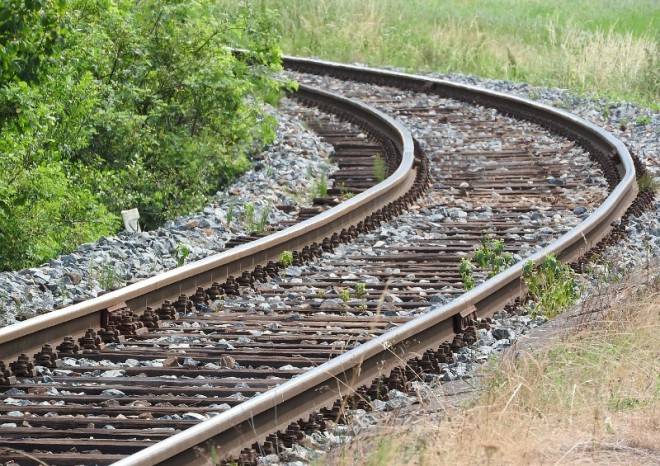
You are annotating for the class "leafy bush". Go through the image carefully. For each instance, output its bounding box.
[0,0,285,270]
[522,255,579,318]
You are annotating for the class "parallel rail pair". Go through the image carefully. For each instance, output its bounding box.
[0,57,637,465]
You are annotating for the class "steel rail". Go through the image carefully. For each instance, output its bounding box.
[0,83,416,364]
[111,58,637,466]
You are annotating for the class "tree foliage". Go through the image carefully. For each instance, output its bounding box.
[0,0,284,270]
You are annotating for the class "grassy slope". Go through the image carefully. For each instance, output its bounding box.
[323,273,660,465]
[253,0,659,107]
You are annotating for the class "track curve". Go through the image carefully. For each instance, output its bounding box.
[0,58,641,466]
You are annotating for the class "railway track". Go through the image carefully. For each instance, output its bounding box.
[0,58,645,466]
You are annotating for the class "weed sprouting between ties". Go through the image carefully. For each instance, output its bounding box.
[373,154,387,182]
[459,237,515,291]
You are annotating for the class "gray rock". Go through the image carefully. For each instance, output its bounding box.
[492,339,511,350]
[320,298,344,308]
[3,388,26,396]
[60,255,77,267]
[32,272,51,285]
[442,371,457,382]
[547,178,565,186]
[215,339,235,350]
[208,403,231,411]
[183,358,200,367]
[182,412,208,421]
[285,266,303,277]
[101,389,126,397]
[492,328,515,340]
[430,294,448,304]
[3,398,31,406]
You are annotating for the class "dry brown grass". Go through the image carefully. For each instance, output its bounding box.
[320,268,660,466]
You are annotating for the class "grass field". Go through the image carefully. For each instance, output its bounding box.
[250,0,659,107]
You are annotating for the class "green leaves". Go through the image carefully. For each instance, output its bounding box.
[0,0,284,270]
[522,256,578,318]
[459,237,516,291]
[457,236,578,319]
[0,162,118,270]
[279,250,294,268]
[459,257,475,291]
[72,0,285,227]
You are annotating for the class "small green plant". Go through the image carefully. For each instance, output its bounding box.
[209,444,219,465]
[339,181,355,199]
[355,282,367,299]
[279,250,294,268]
[474,237,515,279]
[373,154,387,182]
[243,202,255,229]
[638,172,659,192]
[58,279,69,301]
[284,187,304,204]
[242,202,270,233]
[310,172,329,199]
[99,262,120,289]
[354,282,368,312]
[459,257,475,291]
[88,257,98,285]
[635,115,651,125]
[254,205,271,233]
[339,288,350,309]
[174,244,192,267]
[528,90,541,101]
[600,106,611,120]
[225,201,236,226]
[459,237,515,290]
[522,255,578,318]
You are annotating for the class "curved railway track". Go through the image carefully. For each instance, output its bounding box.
[0,58,647,466]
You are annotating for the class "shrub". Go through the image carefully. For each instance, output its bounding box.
[522,255,579,318]
[0,0,285,270]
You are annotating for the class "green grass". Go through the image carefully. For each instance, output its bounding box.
[239,0,660,106]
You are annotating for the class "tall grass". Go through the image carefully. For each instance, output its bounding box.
[241,0,659,106]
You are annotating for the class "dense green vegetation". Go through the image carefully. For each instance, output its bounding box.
[0,0,285,270]
[252,0,659,106]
